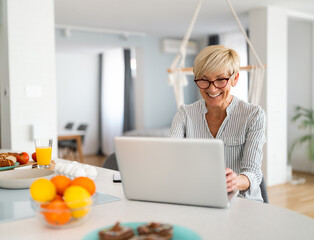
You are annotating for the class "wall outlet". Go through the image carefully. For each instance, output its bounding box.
[26,86,42,98]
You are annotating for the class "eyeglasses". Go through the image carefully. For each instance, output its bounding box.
[194,73,234,89]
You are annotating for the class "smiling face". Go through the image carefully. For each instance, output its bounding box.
[198,70,239,109]
[193,45,241,109]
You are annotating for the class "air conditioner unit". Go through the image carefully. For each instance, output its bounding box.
[162,39,198,55]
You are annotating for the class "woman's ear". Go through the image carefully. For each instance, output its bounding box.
[232,73,240,87]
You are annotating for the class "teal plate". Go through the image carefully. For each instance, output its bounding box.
[82,222,202,240]
[0,162,19,171]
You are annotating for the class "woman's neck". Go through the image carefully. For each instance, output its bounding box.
[205,95,233,122]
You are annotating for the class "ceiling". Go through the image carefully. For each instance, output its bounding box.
[54,0,314,38]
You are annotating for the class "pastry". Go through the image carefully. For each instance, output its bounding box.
[0,152,17,167]
[129,234,167,240]
[0,159,14,167]
[99,222,135,240]
[0,153,17,165]
[137,222,173,240]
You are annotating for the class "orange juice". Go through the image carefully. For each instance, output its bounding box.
[36,147,52,166]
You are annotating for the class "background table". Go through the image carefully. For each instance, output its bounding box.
[58,131,85,162]
[1,159,314,240]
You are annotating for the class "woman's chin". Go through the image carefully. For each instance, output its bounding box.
[205,94,223,103]
[205,94,223,106]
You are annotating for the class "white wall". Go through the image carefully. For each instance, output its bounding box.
[0,0,11,148]
[55,30,198,155]
[56,52,99,155]
[55,30,198,132]
[0,0,57,156]
[249,7,288,186]
[287,19,313,172]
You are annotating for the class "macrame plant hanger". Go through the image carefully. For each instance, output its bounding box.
[168,0,204,108]
[225,0,265,105]
[168,0,266,107]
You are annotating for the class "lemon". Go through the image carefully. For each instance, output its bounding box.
[30,178,56,202]
[63,186,92,218]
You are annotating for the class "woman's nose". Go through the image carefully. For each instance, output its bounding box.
[208,82,217,91]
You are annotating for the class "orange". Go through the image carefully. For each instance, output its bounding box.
[41,199,71,226]
[51,175,71,196]
[70,177,96,195]
[54,194,63,201]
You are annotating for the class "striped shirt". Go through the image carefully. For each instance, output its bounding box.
[169,96,266,201]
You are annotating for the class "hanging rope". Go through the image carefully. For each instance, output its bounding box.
[168,0,266,107]
[226,0,266,105]
[168,0,204,108]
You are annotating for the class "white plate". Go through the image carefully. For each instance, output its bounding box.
[0,169,55,189]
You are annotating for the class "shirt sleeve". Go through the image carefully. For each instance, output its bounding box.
[239,106,266,198]
[169,106,186,138]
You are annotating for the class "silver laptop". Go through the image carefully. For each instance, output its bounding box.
[114,137,238,208]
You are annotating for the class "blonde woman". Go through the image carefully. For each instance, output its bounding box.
[170,45,266,202]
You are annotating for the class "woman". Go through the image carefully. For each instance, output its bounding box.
[169,45,266,201]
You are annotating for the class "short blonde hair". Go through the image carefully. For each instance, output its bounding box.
[193,45,240,79]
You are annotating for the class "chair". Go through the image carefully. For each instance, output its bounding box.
[102,153,119,171]
[58,122,75,147]
[58,123,88,161]
[260,177,269,203]
[64,122,74,130]
[77,124,88,144]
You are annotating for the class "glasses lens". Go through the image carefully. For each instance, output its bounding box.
[196,80,209,89]
[214,80,228,88]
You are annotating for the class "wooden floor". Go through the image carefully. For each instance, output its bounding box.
[82,154,314,219]
[267,171,314,218]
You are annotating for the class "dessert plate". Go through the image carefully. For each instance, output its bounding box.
[0,162,19,171]
[82,222,201,240]
[0,168,55,189]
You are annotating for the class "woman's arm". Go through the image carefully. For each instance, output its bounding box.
[169,106,186,138]
[239,106,266,195]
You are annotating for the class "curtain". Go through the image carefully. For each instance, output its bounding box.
[123,49,135,132]
[100,48,125,155]
[97,54,103,155]
[208,34,219,45]
[219,31,248,102]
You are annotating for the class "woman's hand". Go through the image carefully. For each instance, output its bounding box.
[225,168,250,192]
[225,168,238,192]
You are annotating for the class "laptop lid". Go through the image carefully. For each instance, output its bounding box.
[114,137,237,208]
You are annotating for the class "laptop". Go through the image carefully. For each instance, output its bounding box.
[114,137,238,208]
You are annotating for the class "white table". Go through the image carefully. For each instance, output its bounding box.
[1,159,314,240]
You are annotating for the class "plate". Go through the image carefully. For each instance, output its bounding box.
[0,168,55,189]
[82,222,202,240]
[0,162,19,171]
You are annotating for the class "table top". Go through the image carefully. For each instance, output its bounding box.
[1,159,314,240]
[58,130,85,137]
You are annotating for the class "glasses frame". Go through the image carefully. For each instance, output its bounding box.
[194,72,234,89]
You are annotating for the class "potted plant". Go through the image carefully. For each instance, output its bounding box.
[288,106,314,174]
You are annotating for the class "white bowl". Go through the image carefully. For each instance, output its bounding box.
[0,169,55,189]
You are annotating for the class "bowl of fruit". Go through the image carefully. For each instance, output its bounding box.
[30,175,96,228]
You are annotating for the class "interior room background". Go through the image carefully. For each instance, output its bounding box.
[1,3,313,184]
[56,17,313,175]
[55,29,250,156]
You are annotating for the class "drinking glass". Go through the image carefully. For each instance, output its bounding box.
[34,138,53,169]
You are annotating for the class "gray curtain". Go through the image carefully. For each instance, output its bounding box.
[123,49,135,132]
[97,54,103,155]
[208,34,219,45]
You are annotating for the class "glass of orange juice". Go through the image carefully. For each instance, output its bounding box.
[34,138,53,169]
